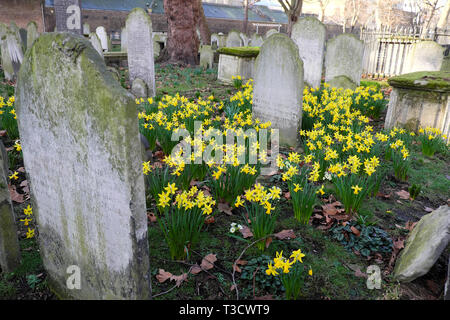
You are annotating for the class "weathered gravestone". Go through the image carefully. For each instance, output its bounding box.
[325,34,363,90]
[403,41,445,74]
[252,33,304,147]
[95,26,109,52]
[394,205,450,282]
[211,33,219,49]
[83,23,90,36]
[226,31,243,47]
[131,78,148,99]
[121,27,127,53]
[1,26,24,81]
[89,32,103,57]
[16,33,151,299]
[240,33,249,46]
[291,17,326,89]
[264,29,278,39]
[54,0,82,34]
[442,55,450,72]
[250,33,264,47]
[199,45,214,69]
[0,141,21,273]
[26,22,39,51]
[126,8,156,98]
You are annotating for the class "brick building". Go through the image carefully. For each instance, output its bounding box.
[0,0,46,32]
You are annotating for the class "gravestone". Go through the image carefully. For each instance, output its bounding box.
[325,34,363,89]
[199,45,214,69]
[26,22,39,51]
[19,28,27,51]
[83,23,90,36]
[1,27,24,81]
[250,33,264,47]
[442,55,450,72]
[403,41,445,74]
[226,31,242,47]
[211,33,219,49]
[264,29,278,39]
[16,33,151,299]
[240,33,249,46]
[54,0,82,34]
[89,32,103,57]
[153,38,160,59]
[95,26,108,52]
[126,8,156,97]
[121,27,127,52]
[0,141,21,273]
[252,33,304,147]
[131,78,148,98]
[291,17,326,88]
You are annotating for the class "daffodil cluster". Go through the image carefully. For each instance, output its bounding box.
[0,95,19,139]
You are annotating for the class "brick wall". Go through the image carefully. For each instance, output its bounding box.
[0,0,45,32]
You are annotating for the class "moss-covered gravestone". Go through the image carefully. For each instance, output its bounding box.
[26,22,39,51]
[217,47,259,83]
[325,34,363,90]
[16,33,151,299]
[291,17,326,89]
[89,32,103,57]
[403,41,444,74]
[1,25,23,82]
[385,71,450,140]
[441,55,450,72]
[252,34,304,147]
[226,31,243,47]
[126,8,155,98]
[250,33,263,47]
[199,45,214,69]
[0,141,21,273]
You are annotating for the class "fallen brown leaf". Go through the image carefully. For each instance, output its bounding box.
[350,226,361,237]
[218,202,233,215]
[156,269,172,283]
[17,167,25,173]
[200,253,217,271]
[156,269,188,287]
[147,212,157,223]
[204,215,215,224]
[274,229,296,240]
[236,260,247,266]
[265,237,272,248]
[396,190,411,200]
[284,192,291,199]
[354,268,367,278]
[8,184,24,203]
[233,264,242,273]
[239,226,253,238]
[322,201,345,215]
[190,264,202,275]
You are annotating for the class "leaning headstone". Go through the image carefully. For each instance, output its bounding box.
[16,33,151,299]
[0,141,21,273]
[252,33,304,147]
[26,22,39,51]
[54,0,82,34]
[199,45,214,69]
[226,31,242,47]
[394,205,450,282]
[1,27,24,81]
[89,32,103,57]
[264,29,278,39]
[126,8,156,97]
[291,17,326,88]
[83,23,90,36]
[240,33,249,46]
[121,27,127,52]
[131,78,148,98]
[403,41,445,74]
[95,26,108,52]
[325,34,363,89]
[250,33,264,47]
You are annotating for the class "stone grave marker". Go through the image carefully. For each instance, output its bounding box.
[264,29,278,39]
[291,17,326,88]
[95,26,108,52]
[325,34,363,89]
[54,0,82,34]
[252,33,304,147]
[226,31,242,47]
[126,8,156,97]
[26,22,39,51]
[240,33,249,46]
[250,33,264,47]
[403,41,445,74]
[121,27,127,52]
[89,32,103,57]
[200,45,214,69]
[83,23,90,36]
[0,141,21,273]
[1,26,24,81]
[16,33,151,299]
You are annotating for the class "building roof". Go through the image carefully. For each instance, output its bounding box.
[45,0,288,23]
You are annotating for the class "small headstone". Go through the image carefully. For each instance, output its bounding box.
[403,41,445,73]
[199,45,214,69]
[153,38,160,59]
[240,33,249,46]
[441,55,450,72]
[95,26,108,52]
[394,205,450,282]
[1,27,24,81]
[0,141,21,273]
[54,0,82,34]
[26,22,39,51]
[264,29,278,39]
[291,17,326,88]
[83,23,90,36]
[126,8,156,97]
[252,33,304,147]
[121,27,127,52]
[211,33,219,49]
[250,33,264,47]
[89,32,103,57]
[16,33,151,299]
[325,34,363,89]
[131,78,148,98]
[226,31,242,47]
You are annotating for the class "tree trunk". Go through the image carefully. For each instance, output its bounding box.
[437,0,450,29]
[194,0,211,45]
[286,1,303,36]
[163,0,199,65]
[244,0,249,35]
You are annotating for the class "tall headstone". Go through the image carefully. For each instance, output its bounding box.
[1,27,24,81]
[211,33,220,49]
[121,27,127,52]
[95,26,108,52]
[265,29,278,39]
[26,22,39,51]
[0,141,21,273]
[250,33,264,47]
[240,33,249,46]
[252,33,304,147]
[89,32,103,57]
[199,45,214,69]
[403,41,445,74]
[126,8,156,97]
[153,37,160,59]
[16,33,151,299]
[54,0,82,34]
[325,34,363,89]
[83,23,90,36]
[291,17,326,88]
[226,31,243,47]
